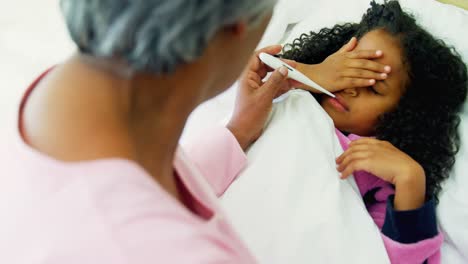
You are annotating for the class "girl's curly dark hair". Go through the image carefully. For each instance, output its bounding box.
[282,0,468,201]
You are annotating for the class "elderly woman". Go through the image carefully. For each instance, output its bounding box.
[0,0,389,262]
[2,0,288,262]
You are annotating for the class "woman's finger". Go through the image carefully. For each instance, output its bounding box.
[255,45,283,56]
[246,79,260,90]
[342,69,387,80]
[273,81,292,98]
[260,66,289,99]
[280,58,298,69]
[249,45,283,74]
[261,58,297,76]
[346,59,391,73]
[272,76,293,98]
[247,71,262,85]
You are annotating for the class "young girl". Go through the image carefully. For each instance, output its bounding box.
[282,1,467,263]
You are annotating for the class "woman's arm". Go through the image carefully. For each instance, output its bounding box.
[183,126,248,197]
[184,45,294,196]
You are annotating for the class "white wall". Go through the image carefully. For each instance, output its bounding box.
[0,0,74,132]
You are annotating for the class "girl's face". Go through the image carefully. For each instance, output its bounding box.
[321,29,408,136]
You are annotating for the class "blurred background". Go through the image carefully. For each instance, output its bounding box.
[0,0,74,133]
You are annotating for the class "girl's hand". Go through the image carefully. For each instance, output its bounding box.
[295,37,392,93]
[336,138,426,210]
[227,45,297,151]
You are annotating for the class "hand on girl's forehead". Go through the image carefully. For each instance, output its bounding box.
[319,30,409,137]
[357,29,408,93]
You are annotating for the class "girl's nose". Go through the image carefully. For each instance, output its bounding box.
[343,88,358,97]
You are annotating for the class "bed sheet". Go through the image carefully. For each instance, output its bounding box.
[181,1,468,262]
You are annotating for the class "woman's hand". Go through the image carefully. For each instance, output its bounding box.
[336,138,426,210]
[295,37,392,93]
[227,45,296,151]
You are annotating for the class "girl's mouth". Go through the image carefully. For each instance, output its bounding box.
[326,95,349,112]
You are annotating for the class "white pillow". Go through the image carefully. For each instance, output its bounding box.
[264,1,468,262]
[397,2,468,263]
[221,90,390,264]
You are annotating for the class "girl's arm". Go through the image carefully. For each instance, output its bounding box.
[337,137,443,263]
[361,182,443,264]
[380,194,443,264]
[288,37,391,94]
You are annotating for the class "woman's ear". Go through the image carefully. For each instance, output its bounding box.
[224,21,248,39]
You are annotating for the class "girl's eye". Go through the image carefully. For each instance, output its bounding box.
[368,86,379,95]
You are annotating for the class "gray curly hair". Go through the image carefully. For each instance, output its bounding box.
[60,0,276,73]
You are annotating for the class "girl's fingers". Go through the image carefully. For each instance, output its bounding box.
[336,144,372,163]
[349,138,382,146]
[340,159,370,179]
[346,59,391,73]
[288,79,303,88]
[337,151,371,172]
[341,77,376,88]
[347,49,383,59]
[349,138,393,149]
[342,69,387,81]
[349,138,380,147]
[338,37,358,53]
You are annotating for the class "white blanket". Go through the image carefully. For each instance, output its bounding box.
[181,1,468,262]
[221,90,389,263]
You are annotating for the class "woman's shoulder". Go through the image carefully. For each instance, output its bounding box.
[0,144,217,259]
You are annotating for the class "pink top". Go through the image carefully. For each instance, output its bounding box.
[0,71,256,263]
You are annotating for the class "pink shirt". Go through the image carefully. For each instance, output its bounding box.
[0,72,256,263]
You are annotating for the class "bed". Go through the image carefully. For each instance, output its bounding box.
[181,0,468,263]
